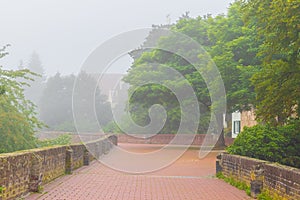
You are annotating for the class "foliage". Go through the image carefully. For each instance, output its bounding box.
[37,134,72,147]
[216,172,251,196]
[39,71,112,132]
[0,46,44,153]
[125,51,211,133]
[227,120,300,168]
[257,190,285,200]
[103,121,122,133]
[123,2,261,135]
[126,22,195,134]
[241,0,300,124]
[22,52,46,107]
[124,0,299,134]
[73,71,113,130]
[39,73,75,130]
[0,186,5,197]
[207,2,261,112]
[257,190,273,200]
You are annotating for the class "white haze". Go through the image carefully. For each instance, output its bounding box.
[0,0,234,76]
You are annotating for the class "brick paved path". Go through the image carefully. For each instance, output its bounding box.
[27,144,251,200]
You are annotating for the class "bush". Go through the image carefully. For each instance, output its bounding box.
[103,121,122,133]
[37,134,72,147]
[227,120,300,168]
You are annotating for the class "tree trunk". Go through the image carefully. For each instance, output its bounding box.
[213,113,226,149]
[214,128,226,149]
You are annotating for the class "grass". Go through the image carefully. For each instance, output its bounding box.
[0,186,5,197]
[257,191,273,200]
[216,172,282,200]
[216,172,251,196]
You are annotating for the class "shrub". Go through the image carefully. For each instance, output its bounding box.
[227,120,300,168]
[37,134,72,147]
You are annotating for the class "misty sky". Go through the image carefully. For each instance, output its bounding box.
[0,0,234,76]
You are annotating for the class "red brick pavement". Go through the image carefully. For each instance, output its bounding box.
[27,144,252,200]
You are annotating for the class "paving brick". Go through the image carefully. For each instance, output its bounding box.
[27,144,252,200]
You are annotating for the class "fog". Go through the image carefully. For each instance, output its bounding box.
[1,0,234,133]
[0,0,233,76]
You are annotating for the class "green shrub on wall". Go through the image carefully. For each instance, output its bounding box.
[227,120,300,168]
[37,134,72,147]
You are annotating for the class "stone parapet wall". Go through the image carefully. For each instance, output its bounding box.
[218,153,300,199]
[0,152,32,199]
[118,134,234,146]
[220,154,267,185]
[34,147,67,184]
[69,144,85,170]
[264,163,300,199]
[0,134,117,200]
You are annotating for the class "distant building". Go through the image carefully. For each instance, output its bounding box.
[95,73,129,108]
[232,111,241,138]
[231,108,257,138]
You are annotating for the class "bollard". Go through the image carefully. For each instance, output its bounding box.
[83,150,90,166]
[29,155,43,192]
[65,147,73,174]
[216,160,222,174]
[95,143,100,159]
[250,164,264,198]
[216,153,223,174]
[104,140,109,154]
[251,180,263,198]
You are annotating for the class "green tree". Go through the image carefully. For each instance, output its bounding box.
[124,3,260,138]
[23,52,46,107]
[39,71,112,132]
[207,2,261,113]
[73,71,113,131]
[241,0,300,124]
[39,72,75,130]
[124,19,214,134]
[0,46,44,153]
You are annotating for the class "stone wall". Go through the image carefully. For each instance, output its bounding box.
[69,144,86,170]
[264,163,300,199]
[0,134,117,200]
[118,134,234,146]
[33,147,67,184]
[0,152,32,199]
[218,153,300,199]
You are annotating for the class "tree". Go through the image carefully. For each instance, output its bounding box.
[23,52,46,108]
[39,71,112,132]
[241,0,300,125]
[39,72,74,130]
[73,71,113,131]
[0,46,44,153]
[124,19,214,134]
[124,2,260,138]
[207,2,261,113]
